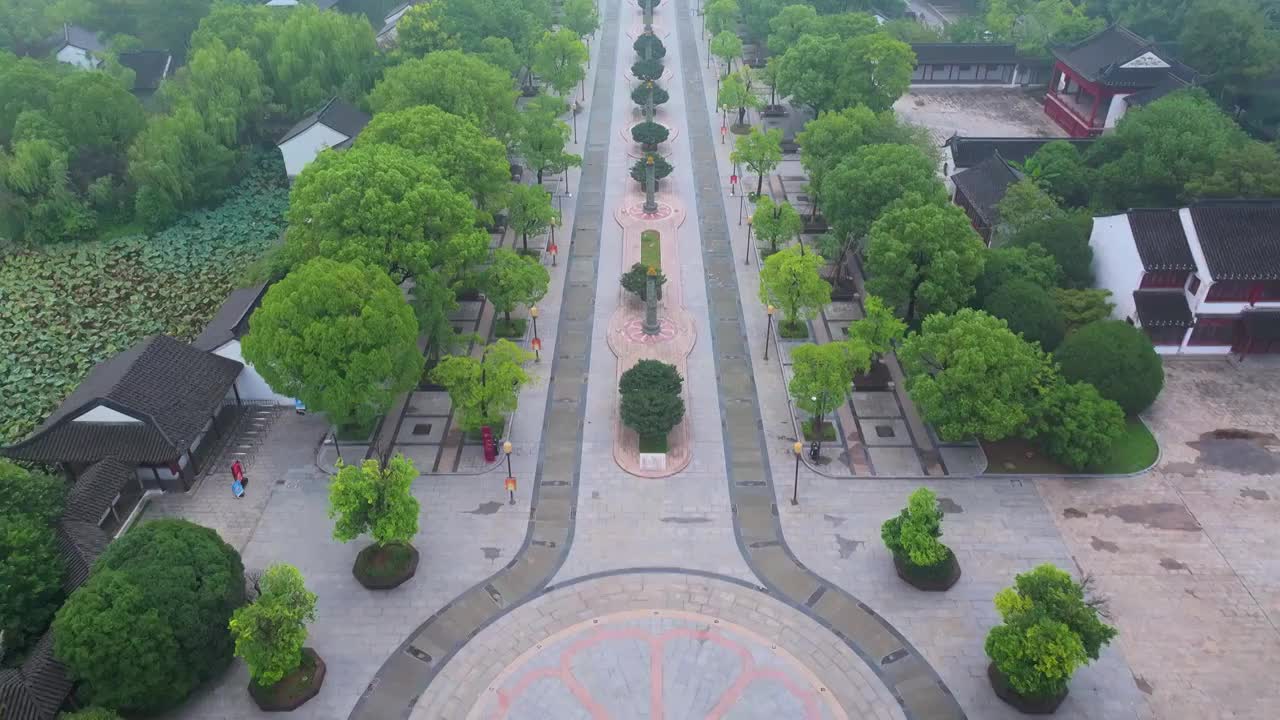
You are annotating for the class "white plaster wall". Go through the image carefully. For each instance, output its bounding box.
[56,45,98,69]
[72,405,142,423]
[1089,213,1143,322]
[278,124,348,178]
[1104,93,1131,129]
[214,340,295,405]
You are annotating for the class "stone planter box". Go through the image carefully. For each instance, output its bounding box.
[853,359,892,391]
[988,662,1069,714]
[353,542,419,590]
[248,648,326,712]
[892,549,961,591]
[638,452,667,471]
[761,104,788,117]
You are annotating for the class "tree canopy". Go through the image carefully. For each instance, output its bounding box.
[369,51,520,142]
[821,143,944,242]
[266,5,377,112]
[1030,380,1125,469]
[517,97,580,184]
[53,519,244,715]
[899,309,1053,442]
[230,563,318,687]
[865,202,986,326]
[752,195,803,252]
[983,279,1067,351]
[1054,319,1164,414]
[797,106,924,218]
[241,258,424,431]
[532,29,588,96]
[430,339,534,430]
[731,127,783,197]
[619,360,685,439]
[789,340,870,431]
[484,248,551,324]
[758,245,832,330]
[775,32,914,113]
[330,455,420,547]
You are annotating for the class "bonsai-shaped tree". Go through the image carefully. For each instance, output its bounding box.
[632,58,663,81]
[621,262,668,301]
[631,120,669,148]
[985,564,1117,710]
[630,155,674,186]
[53,520,244,715]
[880,487,959,589]
[631,82,670,106]
[1053,319,1164,415]
[633,32,666,59]
[752,196,802,253]
[788,340,869,445]
[430,340,534,430]
[230,564,320,706]
[485,248,550,335]
[758,245,831,336]
[849,294,906,363]
[330,455,421,588]
[619,360,685,451]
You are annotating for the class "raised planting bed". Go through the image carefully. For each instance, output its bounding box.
[802,419,836,441]
[893,549,962,591]
[982,417,1157,475]
[730,123,752,135]
[852,359,893,390]
[493,317,528,338]
[353,542,419,590]
[988,662,1068,714]
[248,648,326,712]
[640,230,661,269]
[761,104,788,117]
[779,320,809,339]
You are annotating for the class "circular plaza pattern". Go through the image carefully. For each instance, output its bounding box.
[410,573,905,720]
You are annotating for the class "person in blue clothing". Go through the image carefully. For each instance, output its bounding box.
[232,478,245,498]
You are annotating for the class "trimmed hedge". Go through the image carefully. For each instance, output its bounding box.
[631,83,670,106]
[633,33,666,59]
[631,58,664,81]
[631,121,669,146]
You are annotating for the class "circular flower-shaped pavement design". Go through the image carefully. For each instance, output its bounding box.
[471,609,847,720]
[621,317,677,343]
[621,201,674,221]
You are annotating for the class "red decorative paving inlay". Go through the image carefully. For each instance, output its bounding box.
[621,317,677,343]
[620,201,674,221]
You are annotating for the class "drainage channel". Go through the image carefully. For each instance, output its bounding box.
[345,1,620,716]
[671,1,967,718]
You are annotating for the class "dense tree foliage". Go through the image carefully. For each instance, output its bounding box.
[230,563,318,687]
[484,248,550,325]
[242,258,423,431]
[370,51,520,142]
[975,244,1061,304]
[758,245,832,332]
[532,29,588,96]
[1030,380,1126,469]
[0,461,65,654]
[731,127,783,197]
[718,71,760,127]
[1054,320,1164,414]
[516,96,580,184]
[621,262,668,300]
[330,455,420,547]
[430,339,533,431]
[619,360,685,440]
[752,195,803,252]
[821,143,944,242]
[789,339,870,436]
[774,32,914,113]
[881,487,950,567]
[983,279,1067,350]
[1021,140,1092,207]
[796,106,926,220]
[899,309,1053,442]
[1003,210,1095,289]
[53,520,244,714]
[1053,288,1115,333]
[865,203,986,326]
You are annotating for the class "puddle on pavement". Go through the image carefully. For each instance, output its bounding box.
[1095,503,1201,531]
[1184,429,1280,475]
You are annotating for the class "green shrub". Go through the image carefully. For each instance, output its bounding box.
[230,564,318,687]
[621,262,667,301]
[633,33,667,59]
[983,279,1067,351]
[0,459,64,523]
[631,82,670,106]
[1054,320,1164,414]
[59,707,124,720]
[984,564,1117,699]
[619,360,685,440]
[631,121,669,146]
[53,519,245,714]
[631,58,664,82]
[880,487,950,567]
[1031,380,1125,470]
[0,515,65,653]
[630,155,674,184]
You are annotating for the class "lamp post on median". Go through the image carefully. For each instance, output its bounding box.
[791,441,803,505]
[503,440,513,478]
[764,305,775,360]
[529,305,541,362]
[744,214,754,265]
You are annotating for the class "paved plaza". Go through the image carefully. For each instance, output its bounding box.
[136,3,1280,720]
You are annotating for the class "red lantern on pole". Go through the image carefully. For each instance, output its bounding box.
[505,476,517,504]
[548,242,559,266]
[531,336,542,362]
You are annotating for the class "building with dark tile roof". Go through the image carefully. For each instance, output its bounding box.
[1043,25,1198,137]
[945,135,1095,170]
[276,97,371,178]
[910,43,1050,86]
[1090,201,1280,355]
[0,633,73,720]
[950,152,1022,243]
[117,50,174,96]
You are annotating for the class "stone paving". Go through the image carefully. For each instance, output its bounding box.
[893,86,1067,145]
[411,572,905,720]
[1037,358,1280,720]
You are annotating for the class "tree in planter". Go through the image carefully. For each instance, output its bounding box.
[533,28,588,98]
[1030,380,1125,471]
[484,249,550,334]
[789,340,870,443]
[710,30,744,75]
[53,520,245,715]
[632,58,664,81]
[507,183,559,251]
[631,120,669,147]
[752,195,802,253]
[430,340,534,431]
[330,455,420,588]
[984,564,1117,709]
[1054,320,1164,415]
[633,32,666,60]
[718,70,761,129]
[230,564,319,694]
[241,259,423,435]
[621,262,668,301]
[730,127,782,198]
[864,202,985,326]
[898,309,1054,443]
[758,245,831,336]
[880,487,959,589]
[630,155,674,186]
[849,294,906,363]
[619,360,685,449]
[631,82,669,105]
[983,279,1067,351]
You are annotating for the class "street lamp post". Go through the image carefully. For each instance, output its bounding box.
[744,214,754,265]
[791,441,803,505]
[530,305,541,362]
[764,305,775,360]
[503,440,513,479]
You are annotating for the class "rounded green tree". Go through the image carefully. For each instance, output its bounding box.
[984,564,1117,711]
[632,58,664,81]
[430,340,535,431]
[484,248,551,335]
[0,460,65,653]
[631,82,670,106]
[630,155,674,186]
[330,455,421,589]
[1030,380,1126,470]
[619,360,685,452]
[758,245,831,337]
[631,120,669,148]
[53,520,245,715]
[1054,320,1164,414]
[633,32,666,59]
[232,564,322,709]
[621,262,668,301]
[880,487,960,590]
[983,279,1067,351]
